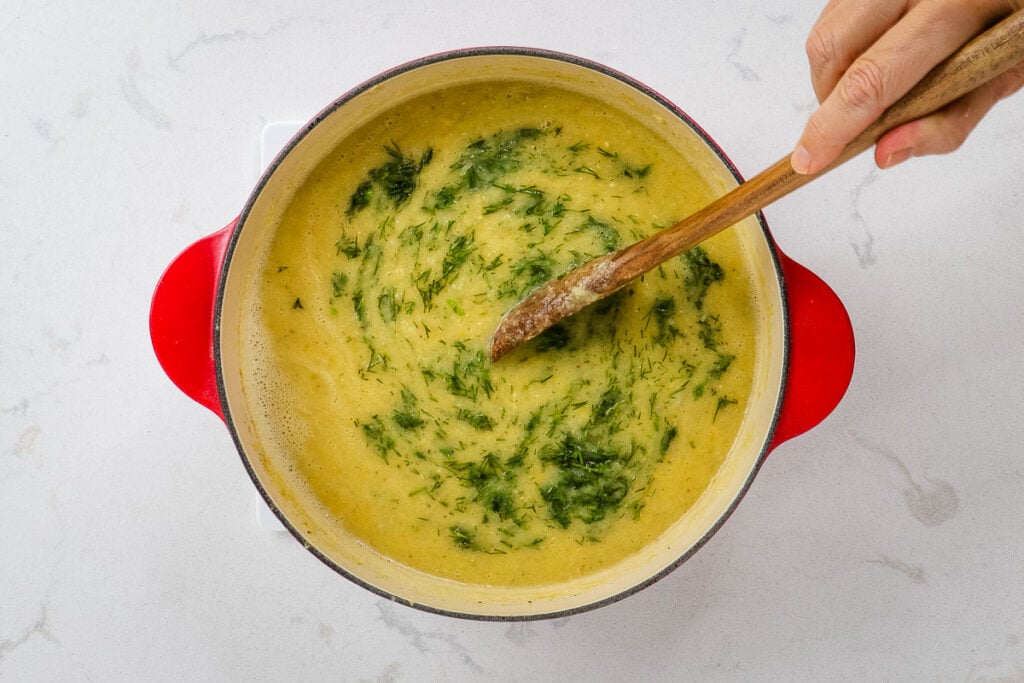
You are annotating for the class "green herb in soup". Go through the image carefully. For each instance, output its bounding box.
[240,80,760,586]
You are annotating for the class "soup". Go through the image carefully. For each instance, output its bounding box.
[238,79,760,587]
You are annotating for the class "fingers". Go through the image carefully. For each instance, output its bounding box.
[875,61,1024,168]
[805,0,909,103]
[792,0,1006,175]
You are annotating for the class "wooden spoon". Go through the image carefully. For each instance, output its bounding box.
[489,8,1024,362]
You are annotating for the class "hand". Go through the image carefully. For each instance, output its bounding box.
[791,0,1024,174]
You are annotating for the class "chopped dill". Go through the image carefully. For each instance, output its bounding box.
[392,410,425,430]
[347,143,433,215]
[623,163,652,179]
[714,396,738,421]
[660,426,678,455]
[360,416,395,461]
[497,251,557,299]
[416,232,476,308]
[683,246,725,310]
[450,452,521,523]
[698,314,723,350]
[708,353,735,379]
[648,295,680,346]
[577,215,621,253]
[456,408,495,431]
[540,433,631,528]
[449,525,476,550]
[336,234,361,259]
[330,271,348,298]
[377,288,399,322]
[451,127,543,190]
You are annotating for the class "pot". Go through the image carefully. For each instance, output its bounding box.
[150,48,855,620]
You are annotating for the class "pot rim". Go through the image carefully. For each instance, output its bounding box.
[213,46,790,620]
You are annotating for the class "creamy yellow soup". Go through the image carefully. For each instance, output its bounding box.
[240,80,759,587]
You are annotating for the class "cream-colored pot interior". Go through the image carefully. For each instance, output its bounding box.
[215,49,787,619]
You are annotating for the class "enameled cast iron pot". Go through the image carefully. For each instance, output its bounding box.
[150,48,855,620]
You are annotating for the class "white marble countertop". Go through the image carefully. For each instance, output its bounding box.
[3,1,1023,679]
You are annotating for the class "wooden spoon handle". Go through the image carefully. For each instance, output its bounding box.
[490,8,1024,362]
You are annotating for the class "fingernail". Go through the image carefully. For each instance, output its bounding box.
[791,145,814,175]
[881,147,914,169]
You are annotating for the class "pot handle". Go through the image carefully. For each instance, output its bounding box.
[149,221,236,421]
[769,251,855,450]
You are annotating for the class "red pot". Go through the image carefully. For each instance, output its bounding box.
[150,48,855,619]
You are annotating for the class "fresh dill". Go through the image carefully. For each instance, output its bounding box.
[683,246,725,310]
[539,433,631,528]
[451,127,543,190]
[496,251,557,299]
[347,143,433,215]
[647,296,681,346]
